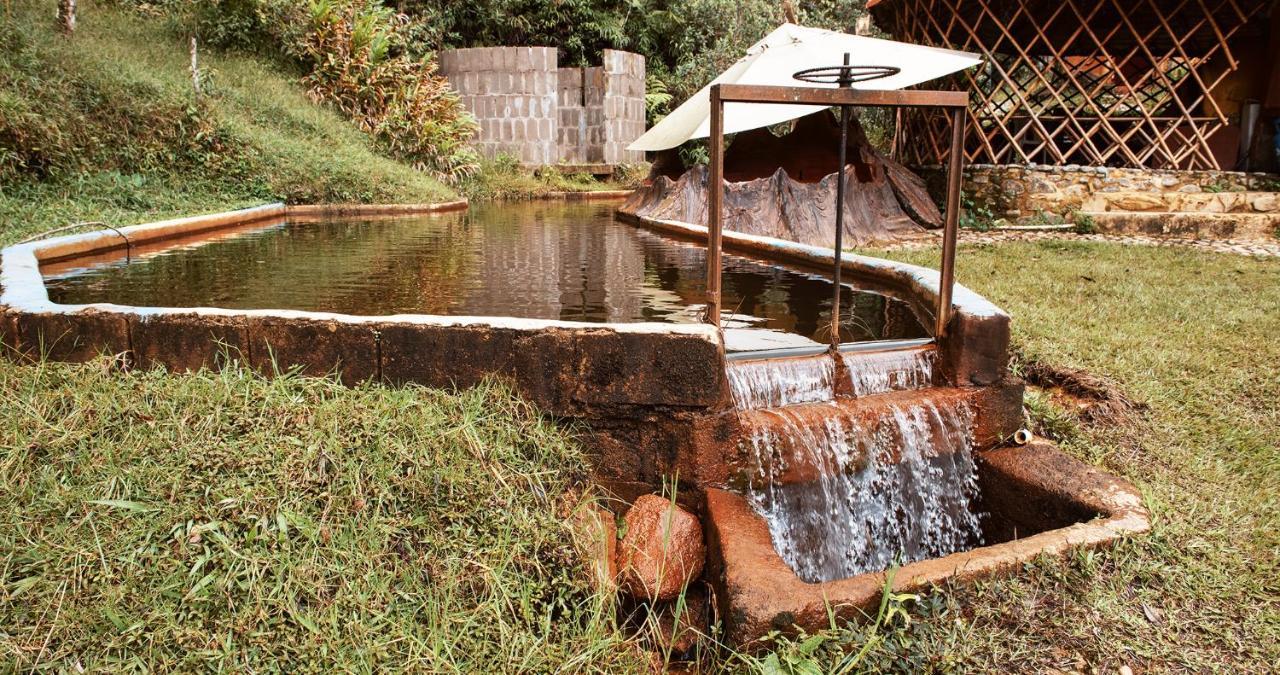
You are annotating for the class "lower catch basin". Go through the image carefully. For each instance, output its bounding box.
[707,389,1149,647]
[744,398,983,583]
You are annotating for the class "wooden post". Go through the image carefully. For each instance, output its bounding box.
[705,85,724,327]
[57,0,75,33]
[936,105,965,338]
[190,37,201,97]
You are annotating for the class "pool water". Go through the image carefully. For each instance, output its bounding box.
[43,202,929,344]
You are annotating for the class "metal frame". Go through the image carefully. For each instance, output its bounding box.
[705,83,968,340]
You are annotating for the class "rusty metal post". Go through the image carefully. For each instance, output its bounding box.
[936,105,965,338]
[706,85,725,327]
[830,53,851,350]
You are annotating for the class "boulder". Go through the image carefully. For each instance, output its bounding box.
[618,495,706,600]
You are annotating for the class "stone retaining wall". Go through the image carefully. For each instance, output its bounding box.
[957,164,1280,220]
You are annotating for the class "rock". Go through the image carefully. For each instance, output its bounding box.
[1177,183,1202,193]
[618,495,706,600]
[573,504,619,593]
[1251,194,1278,212]
[650,587,709,655]
[1110,193,1166,212]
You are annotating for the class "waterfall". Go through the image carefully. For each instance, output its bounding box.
[726,356,835,410]
[744,399,983,583]
[843,348,935,397]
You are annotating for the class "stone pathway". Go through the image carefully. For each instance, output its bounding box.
[880,229,1280,257]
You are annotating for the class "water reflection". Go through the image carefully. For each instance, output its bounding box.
[44,202,929,343]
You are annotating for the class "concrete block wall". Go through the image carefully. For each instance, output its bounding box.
[438,47,558,165]
[601,50,646,165]
[442,46,645,166]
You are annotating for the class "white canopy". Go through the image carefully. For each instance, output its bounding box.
[628,23,981,152]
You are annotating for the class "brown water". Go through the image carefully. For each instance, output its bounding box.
[43,202,928,343]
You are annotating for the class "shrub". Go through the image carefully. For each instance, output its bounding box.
[270,0,479,181]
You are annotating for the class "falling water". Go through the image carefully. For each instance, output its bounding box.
[842,348,936,397]
[726,356,835,410]
[744,399,984,583]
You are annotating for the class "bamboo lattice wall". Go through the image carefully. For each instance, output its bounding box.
[870,0,1275,170]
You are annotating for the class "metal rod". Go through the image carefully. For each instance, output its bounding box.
[727,337,935,363]
[706,85,725,326]
[936,105,965,338]
[830,53,851,351]
[713,84,969,108]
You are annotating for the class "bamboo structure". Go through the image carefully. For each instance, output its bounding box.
[869,0,1278,170]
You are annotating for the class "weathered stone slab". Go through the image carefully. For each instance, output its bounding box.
[573,330,724,409]
[12,310,129,363]
[129,313,250,372]
[246,316,376,385]
[937,310,1011,387]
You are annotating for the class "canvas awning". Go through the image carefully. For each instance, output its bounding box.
[628,23,981,152]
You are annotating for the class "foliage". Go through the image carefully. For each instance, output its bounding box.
[458,153,631,200]
[958,192,994,230]
[644,73,673,125]
[1071,210,1096,234]
[106,0,479,180]
[285,0,479,180]
[406,0,632,67]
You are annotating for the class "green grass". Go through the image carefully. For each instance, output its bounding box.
[0,0,456,244]
[459,155,641,202]
[0,363,643,671]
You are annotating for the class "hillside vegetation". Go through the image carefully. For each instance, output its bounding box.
[0,0,456,243]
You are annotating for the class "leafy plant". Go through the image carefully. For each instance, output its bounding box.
[286,0,478,180]
[644,73,673,125]
[1072,210,1097,234]
[959,193,994,231]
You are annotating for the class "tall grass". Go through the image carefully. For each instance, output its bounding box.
[0,361,643,671]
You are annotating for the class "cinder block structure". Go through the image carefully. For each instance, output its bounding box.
[438,47,645,167]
